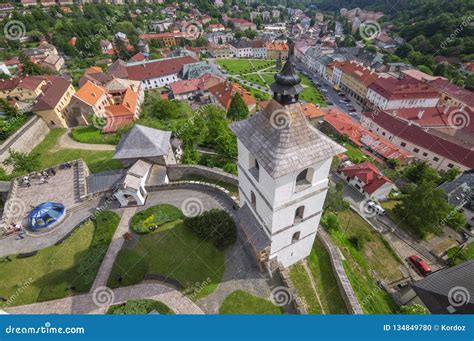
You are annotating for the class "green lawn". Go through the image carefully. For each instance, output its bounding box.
[71,126,120,145]
[240,73,266,87]
[0,211,120,307]
[31,129,122,174]
[216,59,275,75]
[260,72,276,85]
[107,218,226,299]
[328,210,402,314]
[107,299,174,315]
[341,142,368,164]
[130,204,183,234]
[307,239,348,313]
[290,239,348,314]
[289,262,323,314]
[219,290,284,314]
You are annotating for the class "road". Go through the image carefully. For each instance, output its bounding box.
[294,60,363,121]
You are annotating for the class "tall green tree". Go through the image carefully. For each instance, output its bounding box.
[227,93,249,121]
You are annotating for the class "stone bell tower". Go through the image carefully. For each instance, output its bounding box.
[230,42,345,269]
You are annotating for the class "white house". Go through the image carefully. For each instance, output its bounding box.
[230,50,345,269]
[338,161,396,200]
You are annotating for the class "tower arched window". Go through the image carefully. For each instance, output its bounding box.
[250,191,256,208]
[292,231,300,243]
[294,206,304,224]
[295,169,312,190]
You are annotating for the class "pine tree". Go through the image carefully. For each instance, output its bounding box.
[227,93,249,121]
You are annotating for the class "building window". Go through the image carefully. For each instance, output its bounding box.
[433,157,440,162]
[447,163,454,168]
[422,152,428,157]
[250,191,256,208]
[294,206,304,224]
[291,231,300,243]
[296,169,310,187]
[413,148,419,153]
[400,142,406,147]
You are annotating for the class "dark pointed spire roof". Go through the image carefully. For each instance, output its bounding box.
[270,41,304,96]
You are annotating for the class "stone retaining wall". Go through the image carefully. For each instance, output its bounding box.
[317,228,364,314]
[277,266,308,314]
[167,164,238,187]
[0,116,50,174]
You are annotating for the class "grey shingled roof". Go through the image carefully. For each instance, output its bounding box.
[113,125,171,160]
[230,100,345,178]
[87,169,125,194]
[411,260,474,314]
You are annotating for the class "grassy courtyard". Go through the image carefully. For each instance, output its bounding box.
[328,210,402,314]
[215,59,275,75]
[219,290,284,314]
[290,239,348,314]
[31,129,122,173]
[108,205,226,299]
[107,299,173,315]
[71,126,120,145]
[0,211,120,307]
[130,204,183,234]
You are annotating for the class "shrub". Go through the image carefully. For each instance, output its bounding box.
[107,299,173,315]
[130,204,183,234]
[348,235,365,251]
[183,209,237,249]
[321,212,340,232]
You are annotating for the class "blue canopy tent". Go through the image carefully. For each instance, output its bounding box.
[28,202,65,230]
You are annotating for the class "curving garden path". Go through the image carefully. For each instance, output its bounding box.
[4,283,204,315]
[56,129,116,151]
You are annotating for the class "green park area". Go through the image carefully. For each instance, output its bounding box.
[108,205,231,300]
[215,58,275,75]
[219,290,284,314]
[0,211,120,307]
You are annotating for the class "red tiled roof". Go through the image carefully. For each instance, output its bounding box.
[362,110,474,168]
[130,52,147,62]
[324,109,411,162]
[333,61,379,87]
[429,78,474,108]
[208,81,256,109]
[125,56,197,81]
[368,77,439,101]
[139,32,185,40]
[340,161,392,195]
[16,76,46,90]
[32,77,72,112]
[0,77,20,91]
[170,78,200,95]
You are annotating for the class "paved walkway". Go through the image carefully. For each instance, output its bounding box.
[90,207,136,292]
[56,129,116,151]
[5,283,203,315]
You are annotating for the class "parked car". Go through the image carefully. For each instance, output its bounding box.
[348,107,357,112]
[338,93,346,97]
[321,89,328,93]
[367,200,386,215]
[408,255,432,276]
[326,101,334,105]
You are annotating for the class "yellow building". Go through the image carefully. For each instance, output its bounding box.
[332,61,379,105]
[8,76,46,101]
[32,77,76,128]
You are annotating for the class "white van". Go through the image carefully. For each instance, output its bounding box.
[367,201,386,215]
